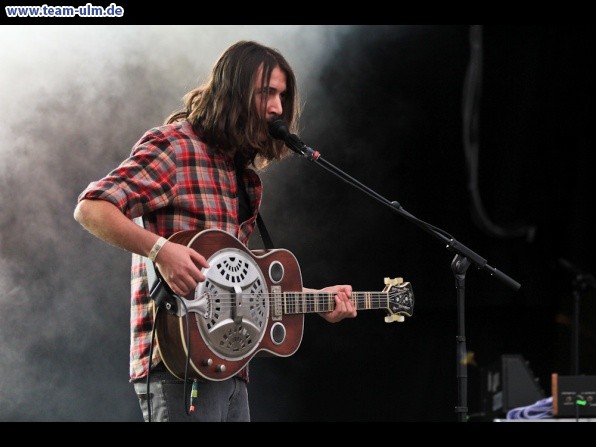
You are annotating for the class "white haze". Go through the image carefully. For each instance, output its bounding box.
[0,24,362,421]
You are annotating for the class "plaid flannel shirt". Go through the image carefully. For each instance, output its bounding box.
[78,120,262,381]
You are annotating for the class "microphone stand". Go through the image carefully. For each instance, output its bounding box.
[286,137,521,422]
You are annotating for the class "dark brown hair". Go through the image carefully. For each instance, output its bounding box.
[166,40,300,169]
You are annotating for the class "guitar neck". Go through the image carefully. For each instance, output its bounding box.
[282,291,388,314]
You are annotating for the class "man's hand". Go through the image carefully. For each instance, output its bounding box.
[154,241,210,297]
[311,284,357,323]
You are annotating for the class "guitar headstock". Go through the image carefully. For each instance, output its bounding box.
[383,277,414,323]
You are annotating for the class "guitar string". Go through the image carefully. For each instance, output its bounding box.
[186,292,397,301]
[179,291,412,311]
[185,291,410,302]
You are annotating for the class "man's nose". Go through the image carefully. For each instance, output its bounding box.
[268,95,283,116]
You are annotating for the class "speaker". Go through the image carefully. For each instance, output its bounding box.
[481,354,545,419]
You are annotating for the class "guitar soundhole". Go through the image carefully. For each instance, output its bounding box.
[270,322,286,345]
[269,261,284,284]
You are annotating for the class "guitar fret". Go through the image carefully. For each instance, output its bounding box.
[354,292,364,309]
[323,292,333,312]
[307,292,314,313]
[287,292,296,314]
[370,292,379,309]
[353,292,386,310]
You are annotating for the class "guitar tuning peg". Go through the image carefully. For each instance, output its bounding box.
[384,314,405,323]
[384,277,403,285]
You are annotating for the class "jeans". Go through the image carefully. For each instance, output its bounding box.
[133,368,250,422]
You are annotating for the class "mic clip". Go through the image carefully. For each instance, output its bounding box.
[289,134,319,161]
[298,144,320,161]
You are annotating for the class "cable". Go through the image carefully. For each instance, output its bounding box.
[462,25,536,242]
[506,396,553,420]
[145,295,192,422]
[146,307,160,423]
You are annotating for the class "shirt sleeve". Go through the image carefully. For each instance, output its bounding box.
[77,127,178,219]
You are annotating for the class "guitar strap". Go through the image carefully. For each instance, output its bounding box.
[256,213,274,250]
[235,159,274,250]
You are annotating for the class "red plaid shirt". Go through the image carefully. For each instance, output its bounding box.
[78,120,262,381]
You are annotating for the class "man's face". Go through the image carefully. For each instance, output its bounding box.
[254,65,287,122]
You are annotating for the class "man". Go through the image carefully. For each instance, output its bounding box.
[74,40,356,422]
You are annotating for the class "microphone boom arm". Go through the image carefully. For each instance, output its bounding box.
[267,118,520,289]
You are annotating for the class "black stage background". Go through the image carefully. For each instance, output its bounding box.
[250,25,596,421]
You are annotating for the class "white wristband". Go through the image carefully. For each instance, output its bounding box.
[148,236,167,262]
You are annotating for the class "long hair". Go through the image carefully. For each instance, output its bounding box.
[165,41,300,169]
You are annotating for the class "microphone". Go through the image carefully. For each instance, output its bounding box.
[268,119,320,161]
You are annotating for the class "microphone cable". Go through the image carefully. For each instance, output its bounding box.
[463,25,536,242]
[146,294,193,422]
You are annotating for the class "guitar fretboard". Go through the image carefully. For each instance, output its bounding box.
[282,291,388,314]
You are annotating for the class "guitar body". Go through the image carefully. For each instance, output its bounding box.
[155,229,305,381]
